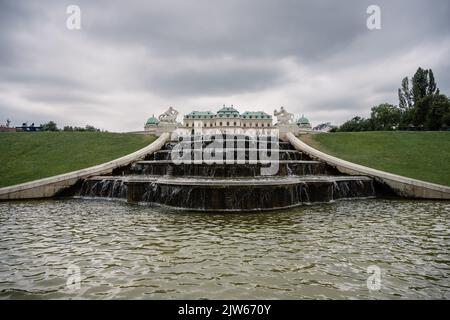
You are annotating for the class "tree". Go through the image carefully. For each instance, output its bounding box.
[370,103,401,130]
[411,67,429,105]
[398,88,406,110]
[413,95,432,127]
[443,111,450,129]
[427,69,437,95]
[398,77,412,110]
[62,124,101,131]
[424,94,450,130]
[338,117,372,132]
[85,125,100,132]
[41,121,58,131]
[399,108,414,129]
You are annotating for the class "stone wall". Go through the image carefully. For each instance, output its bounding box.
[286,132,450,199]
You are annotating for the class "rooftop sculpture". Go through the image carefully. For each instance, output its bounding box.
[274,107,294,124]
[159,107,179,123]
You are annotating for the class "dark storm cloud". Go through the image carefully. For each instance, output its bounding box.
[0,0,449,131]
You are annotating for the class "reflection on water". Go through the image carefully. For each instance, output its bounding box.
[0,199,449,299]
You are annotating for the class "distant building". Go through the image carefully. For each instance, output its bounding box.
[313,122,336,132]
[15,122,43,132]
[296,114,312,131]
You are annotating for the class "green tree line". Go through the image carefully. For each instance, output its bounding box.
[40,121,104,132]
[336,67,450,132]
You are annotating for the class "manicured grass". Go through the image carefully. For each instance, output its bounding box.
[0,132,156,188]
[300,131,450,186]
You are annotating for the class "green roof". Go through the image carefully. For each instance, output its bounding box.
[184,111,215,119]
[183,107,273,120]
[296,115,310,124]
[145,115,159,125]
[241,111,272,119]
[217,106,240,118]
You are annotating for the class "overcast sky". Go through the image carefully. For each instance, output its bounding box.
[0,0,449,131]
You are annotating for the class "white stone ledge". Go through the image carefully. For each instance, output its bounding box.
[286,132,450,200]
[0,133,170,200]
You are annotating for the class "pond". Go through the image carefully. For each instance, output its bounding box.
[0,198,448,299]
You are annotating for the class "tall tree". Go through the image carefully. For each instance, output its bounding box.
[398,77,414,128]
[398,88,407,110]
[427,69,437,95]
[411,67,429,105]
[398,77,412,109]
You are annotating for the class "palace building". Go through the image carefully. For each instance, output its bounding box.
[180,105,273,135]
[143,105,312,136]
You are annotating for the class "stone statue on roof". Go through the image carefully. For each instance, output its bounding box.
[159,107,179,123]
[274,107,294,124]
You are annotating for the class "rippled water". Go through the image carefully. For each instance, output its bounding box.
[0,199,449,299]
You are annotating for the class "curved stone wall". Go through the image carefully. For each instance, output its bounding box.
[286,132,450,199]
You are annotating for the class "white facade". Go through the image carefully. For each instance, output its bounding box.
[177,106,275,136]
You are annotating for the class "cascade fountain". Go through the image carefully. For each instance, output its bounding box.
[76,134,375,211]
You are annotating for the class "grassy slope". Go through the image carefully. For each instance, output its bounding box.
[0,132,156,188]
[300,131,450,186]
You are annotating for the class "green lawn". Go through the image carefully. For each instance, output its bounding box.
[0,132,156,188]
[300,131,450,186]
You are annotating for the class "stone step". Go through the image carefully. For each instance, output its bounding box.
[79,175,375,211]
[130,160,331,177]
[135,160,318,164]
[165,139,292,147]
[148,149,305,161]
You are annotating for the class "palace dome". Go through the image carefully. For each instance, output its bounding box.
[217,105,240,118]
[145,115,160,126]
[296,115,310,125]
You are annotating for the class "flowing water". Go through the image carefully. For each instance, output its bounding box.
[0,199,448,299]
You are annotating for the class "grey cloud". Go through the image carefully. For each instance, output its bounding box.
[0,0,449,131]
[85,0,366,61]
